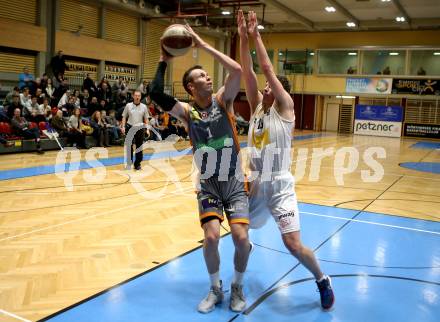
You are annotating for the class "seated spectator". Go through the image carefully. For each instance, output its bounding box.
[80,89,90,110]
[72,90,81,108]
[35,88,45,104]
[90,111,109,147]
[347,66,355,74]
[171,117,187,140]
[6,94,23,119]
[57,89,71,108]
[44,78,55,101]
[137,79,150,99]
[40,73,49,90]
[103,110,121,144]
[3,86,20,107]
[20,87,32,113]
[68,107,87,148]
[39,97,52,121]
[18,67,35,90]
[51,109,85,148]
[98,82,111,105]
[11,108,43,154]
[417,67,426,75]
[382,66,391,75]
[98,98,108,112]
[87,96,100,116]
[29,96,46,123]
[62,95,76,116]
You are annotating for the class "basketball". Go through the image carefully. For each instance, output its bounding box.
[161,24,193,57]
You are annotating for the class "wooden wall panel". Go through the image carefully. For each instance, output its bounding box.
[56,31,142,66]
[0,0,37,25]
[59,0,99,38]
[105,10,138,46]
[0,18,46,52]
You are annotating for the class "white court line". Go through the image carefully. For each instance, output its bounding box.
[0,186,194,243]
[301,211,440,236]
[0,309,32,322]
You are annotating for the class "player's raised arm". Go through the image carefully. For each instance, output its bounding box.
[149,45,190,126]
[248,11,294,117]
[237,9,262,113]
[184,24,242,108]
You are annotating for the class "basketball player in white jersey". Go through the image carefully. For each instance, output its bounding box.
[237,10,335,310]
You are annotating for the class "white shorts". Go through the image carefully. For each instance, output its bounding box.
[248,172,300,234]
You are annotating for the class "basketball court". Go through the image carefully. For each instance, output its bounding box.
[0,132,439,321]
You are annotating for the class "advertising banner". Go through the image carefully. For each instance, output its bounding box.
[346,77,392,94]
[354,105,403,138]
[392,79,440,95]
[404,123,440,139]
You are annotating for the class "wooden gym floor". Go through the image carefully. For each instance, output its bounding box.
[0,131,439,321]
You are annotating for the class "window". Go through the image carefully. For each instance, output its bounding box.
[362,50,406,75]
[410,50,440,76]
[251,49,274,74]
[318,50,358,74]
[277,50,314,74]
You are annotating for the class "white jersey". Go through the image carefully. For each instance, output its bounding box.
[247,103,295,175]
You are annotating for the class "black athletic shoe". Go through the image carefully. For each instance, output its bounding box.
[316,276,335,310]
[134,165,142,171]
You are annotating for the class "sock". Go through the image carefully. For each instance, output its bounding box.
[317,275,326,283]
[232,270,244,285]
[209,272,220,288]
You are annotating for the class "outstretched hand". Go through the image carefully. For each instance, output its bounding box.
[237,10,247,38]
[184,24,204,47]
[247,11,259,38]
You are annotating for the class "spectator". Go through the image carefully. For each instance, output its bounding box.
[72,90,81,108]
[347,66,355,74]
[3,86,20,107]
[104,109,121,144]
[99,99,107,112]
[98,82,111,104]
[20,87,32,113]
[35,88,45,104]
[417,67,426,75]
[382,66,391,75]
[82,73,97,97]
[57,89,71,108]
[28,96,45,122]
[50,50,68,81]
[11,108,43,154]
[39,97,52,121]
[40,73,49,90]
[68,107,87,148]
[80,89,90,111]
[51,109,85,148]
[6,94,23,119]
[137,79,149,98]
[44,78,55,101]
[62,95,76,116]
[87,96,100,116]
[90,110,109,147]
[18,67,34,90]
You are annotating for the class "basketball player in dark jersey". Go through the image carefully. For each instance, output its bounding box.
[149,25,251,314]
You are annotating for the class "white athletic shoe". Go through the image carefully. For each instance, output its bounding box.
[230,283,246,312]
[197,281,224,313]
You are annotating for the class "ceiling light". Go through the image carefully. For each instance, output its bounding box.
[336,95,356,99]
[396,16,406,22]
[348,52,357,56]
[222,10,231,15]
[279,52,283,56]
[389,52,399,56]
[433,52,440,56]
[325,6,336,13]
[257,24,265,30]
[381,0,391,2]
[310,52,315,56]
[346,22,356,27]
